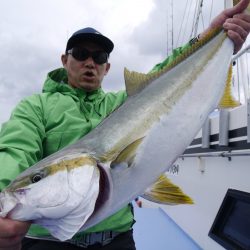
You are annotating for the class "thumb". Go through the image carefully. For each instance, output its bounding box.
[224,0,250,17]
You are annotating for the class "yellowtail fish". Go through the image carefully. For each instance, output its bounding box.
[0,29,234,241]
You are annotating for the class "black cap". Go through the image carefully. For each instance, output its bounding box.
[66,27,114,54]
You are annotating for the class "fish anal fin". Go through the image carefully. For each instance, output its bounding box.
[110,137,144,168]
[142,174,194,205]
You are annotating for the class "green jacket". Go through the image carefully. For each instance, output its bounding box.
[0,42,190,238]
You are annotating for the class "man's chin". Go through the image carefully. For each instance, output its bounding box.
[80,82,101,92]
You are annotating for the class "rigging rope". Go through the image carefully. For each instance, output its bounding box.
[176,0,190,47]
[180,0,193,45]
[209,0,214,23]
[200,10,205,31]
[190,0,200,39]
[166,4,169,55]
[191,0,204,38]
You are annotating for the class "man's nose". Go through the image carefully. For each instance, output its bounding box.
[84,56,95,67]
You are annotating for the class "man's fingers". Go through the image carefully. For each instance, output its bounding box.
[224,20,249,39]
[224,0,250,17]
[0,218,30,249]
[234,12,250,22]
[227,30,245,53]
[0,218,30,238]
[232,13,250,34]
[0,237,22,248]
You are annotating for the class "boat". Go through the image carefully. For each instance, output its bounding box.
[134,1,250,249]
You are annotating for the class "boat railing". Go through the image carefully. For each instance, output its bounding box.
[180,150,250,159]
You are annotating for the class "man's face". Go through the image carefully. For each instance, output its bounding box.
[61,41,110,92]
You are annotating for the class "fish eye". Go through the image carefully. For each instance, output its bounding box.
[31,173,43,183]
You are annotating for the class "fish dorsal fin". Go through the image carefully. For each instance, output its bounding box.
[124,68,155,96]
[142,174,194,205]
[110,137,144,168]
[124,28,222,96]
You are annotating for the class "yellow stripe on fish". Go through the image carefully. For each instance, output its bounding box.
[47,156,97,175]
[8,156,97,192]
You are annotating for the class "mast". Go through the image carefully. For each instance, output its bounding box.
[166,4,169,55]
[171,0,174,52]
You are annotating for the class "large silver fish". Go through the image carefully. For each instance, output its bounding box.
[0,30,233,241]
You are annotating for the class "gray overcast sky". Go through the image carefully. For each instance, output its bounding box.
[0,0,225,125]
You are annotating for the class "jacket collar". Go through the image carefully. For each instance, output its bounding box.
[42,68,105,101]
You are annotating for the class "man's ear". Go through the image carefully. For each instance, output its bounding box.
[61,54,68,67]
[105,63,111,75]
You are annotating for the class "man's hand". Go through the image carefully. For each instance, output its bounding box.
[0,218,30,250]
[200,0,250,54]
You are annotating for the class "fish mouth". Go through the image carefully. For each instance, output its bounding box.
[0,191,18,218]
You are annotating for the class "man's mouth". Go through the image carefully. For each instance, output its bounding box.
[84,71,95,78]
[81,71,96,83]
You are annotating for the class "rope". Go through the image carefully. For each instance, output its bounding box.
[209,0,214,23]
[190,0,200,39]
[192,0,204,37]
[176,0,189,47]
[180,0,194,45]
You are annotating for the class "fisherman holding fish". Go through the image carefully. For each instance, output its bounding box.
[0,0,250,249]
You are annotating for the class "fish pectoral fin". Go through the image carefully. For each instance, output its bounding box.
[142,174,194,205]
[124,68,155,96]
[110,137,144,169]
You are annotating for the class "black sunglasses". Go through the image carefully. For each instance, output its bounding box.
[67,48,108,64]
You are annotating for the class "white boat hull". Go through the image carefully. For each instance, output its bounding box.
[147,104,250,250]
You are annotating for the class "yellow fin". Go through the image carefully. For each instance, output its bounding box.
[142,175,194,205]
[124,68,154,96]
[110,137,144,168]
[219,64,240,108]
[124,28,222,96]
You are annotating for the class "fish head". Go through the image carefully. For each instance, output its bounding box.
[0,159,70,220]
[0,154,100,222]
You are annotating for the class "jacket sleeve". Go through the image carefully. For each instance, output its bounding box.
[149,42,191,73]
[0,95,46,191]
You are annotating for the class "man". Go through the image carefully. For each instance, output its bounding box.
[0,1,250,249]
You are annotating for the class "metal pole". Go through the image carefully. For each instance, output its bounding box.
[219,109,229,146]
[248,99,250,143]
[180,151,250,158]
[232,44,250,62]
